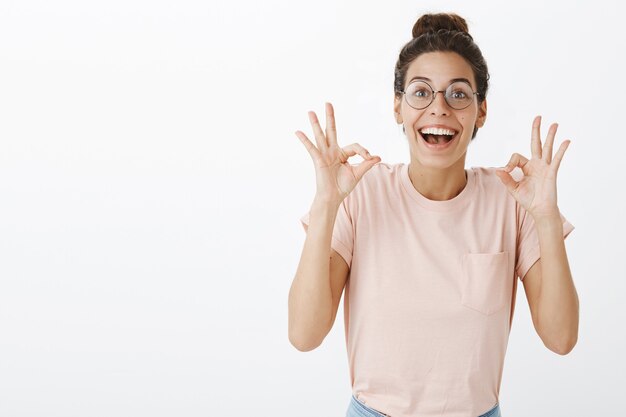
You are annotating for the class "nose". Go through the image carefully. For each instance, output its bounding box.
[429,91,450,116]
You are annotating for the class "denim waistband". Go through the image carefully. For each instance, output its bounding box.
[346,394,501,417]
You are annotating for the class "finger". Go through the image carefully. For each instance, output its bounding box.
[531,115,542,159]
[341,143,376,163]
[295,130,322,161]
[338,148,349,164]
[500,152,529,173]
[353,155,382,180]
[325,102,338,146]
[495,169,520,194]
[308,111,329,149]
[543,123,558,164]
[550,140,570,174]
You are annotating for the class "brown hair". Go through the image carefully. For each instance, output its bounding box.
[394,13,490,139]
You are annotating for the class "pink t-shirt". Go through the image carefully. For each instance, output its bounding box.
[300,162,574,417]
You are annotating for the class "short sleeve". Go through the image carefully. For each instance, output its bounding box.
[515,204,575,281]
[300,199,354,268]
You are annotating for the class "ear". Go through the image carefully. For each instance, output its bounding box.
[475,99,487,128]
[394,95,403,124]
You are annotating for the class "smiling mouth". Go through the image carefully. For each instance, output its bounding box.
[418,127,458,144]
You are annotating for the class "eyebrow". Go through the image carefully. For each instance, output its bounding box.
[408,76,473,85]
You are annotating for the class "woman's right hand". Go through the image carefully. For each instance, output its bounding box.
[295,102,381,207]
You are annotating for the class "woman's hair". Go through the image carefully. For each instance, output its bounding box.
[394,13,489,139]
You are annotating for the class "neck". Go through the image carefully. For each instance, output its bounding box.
[407,160,468,201]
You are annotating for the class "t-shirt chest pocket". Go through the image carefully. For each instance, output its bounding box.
[461,251,509,315]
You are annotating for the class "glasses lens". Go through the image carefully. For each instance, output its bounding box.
[405,81,432,109]
[445,82,474,109]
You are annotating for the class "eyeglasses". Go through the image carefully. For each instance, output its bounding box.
[398,80,480,110]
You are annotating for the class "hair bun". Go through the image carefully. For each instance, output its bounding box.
[412,13,470,38]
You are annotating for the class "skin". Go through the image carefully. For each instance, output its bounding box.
[295,51,578,355]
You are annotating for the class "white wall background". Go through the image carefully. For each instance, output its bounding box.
[0,0,623,415]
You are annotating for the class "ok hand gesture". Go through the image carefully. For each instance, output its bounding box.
[495,116,571,220]
[296,102,381,207]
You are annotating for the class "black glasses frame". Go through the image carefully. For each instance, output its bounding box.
[398,80,480,110]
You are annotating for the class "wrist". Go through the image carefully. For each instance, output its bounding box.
[533,211,562,228]
[311,197,342,213]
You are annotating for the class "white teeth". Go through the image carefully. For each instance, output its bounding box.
[420,127,456,136]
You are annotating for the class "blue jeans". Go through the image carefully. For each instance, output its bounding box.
[346,393,502,417]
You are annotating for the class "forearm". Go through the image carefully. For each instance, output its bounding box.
[534,213,579,354]
[288,200,340,351]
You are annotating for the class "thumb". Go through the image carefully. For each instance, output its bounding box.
[353,156,381,180]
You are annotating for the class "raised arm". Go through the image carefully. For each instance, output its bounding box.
[496,116,577,354]
[288,102,380,351]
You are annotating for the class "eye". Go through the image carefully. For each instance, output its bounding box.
[412,88,430,98]
[450,90,468,99]
[447,82,474,101]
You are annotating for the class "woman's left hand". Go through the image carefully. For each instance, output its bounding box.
[495,116,571,220]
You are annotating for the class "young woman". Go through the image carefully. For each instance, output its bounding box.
[288,12,578,417]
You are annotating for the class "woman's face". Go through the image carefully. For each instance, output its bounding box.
[394,51,487,170]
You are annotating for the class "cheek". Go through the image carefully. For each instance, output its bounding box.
[459,110,478,128]
[459,116,470,131]
[403,109,425,126]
